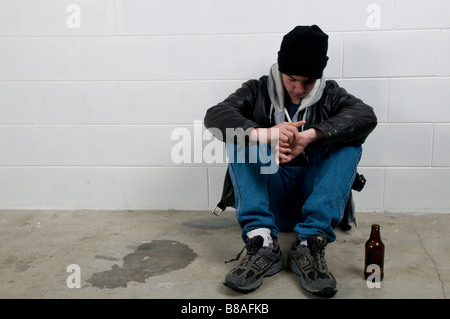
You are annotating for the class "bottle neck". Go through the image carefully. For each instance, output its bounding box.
[370,224,381,240]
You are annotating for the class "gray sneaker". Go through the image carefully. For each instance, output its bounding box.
[288,234,337,297]
[223,235,284,293]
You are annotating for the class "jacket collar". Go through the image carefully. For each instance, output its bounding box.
[267,63,326,125]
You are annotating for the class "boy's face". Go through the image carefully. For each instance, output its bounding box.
[281,74,317,104]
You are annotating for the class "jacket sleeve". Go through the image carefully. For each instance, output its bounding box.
[309,81,378,146]
[204,80,261,143]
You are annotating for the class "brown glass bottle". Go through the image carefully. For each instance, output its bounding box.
[364,224,385,281]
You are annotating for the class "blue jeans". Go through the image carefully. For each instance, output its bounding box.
[226,143,362,243]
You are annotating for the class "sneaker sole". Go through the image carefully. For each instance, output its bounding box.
[301,285,337,298]
[223,256,284,293]
[288,254,338,298]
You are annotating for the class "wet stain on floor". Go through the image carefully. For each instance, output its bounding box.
[87,240,196,289]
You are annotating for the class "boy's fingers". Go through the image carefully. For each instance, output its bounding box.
[292,120,306,127]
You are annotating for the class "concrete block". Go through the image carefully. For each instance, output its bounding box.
[352,168,384,212]
[337,79,388,123]
[343,31,440,77]
[325,32,343,78]
[120,82,206,124]
[205,0,296,34]
[389,78,450,123]
[35,83,121,123]
[122,167,209,209]
[0,0,28,36]
[27,0,117,36]
[74,37,164,80]
[0,38,76,81]
[0,168,44,208]
[208,167,228,210]
[360,124,433,167]
[43,168,125,209]
[299,0,394,31]
[0,126,81,165]
[432,124,450,167]
[384,168,450,212]
[205,81,247,108]
[439,31,450,76]
[80,125,164,166]
[0,84,35,124]
[117,0,204,35]
[394,0,450,29]
[75,36,252,80]
[160,36,252,80]
[249,34,284,78]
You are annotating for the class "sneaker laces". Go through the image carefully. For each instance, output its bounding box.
[224,236,264,264]
[307,236,331,279]
[312,249,329,278]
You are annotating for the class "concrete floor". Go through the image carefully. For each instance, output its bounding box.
[0,209,449,299]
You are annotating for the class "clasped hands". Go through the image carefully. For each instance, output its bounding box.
[249,121,324,165]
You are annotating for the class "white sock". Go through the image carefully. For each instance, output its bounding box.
[247,228,274,248]
[300,236,325,247]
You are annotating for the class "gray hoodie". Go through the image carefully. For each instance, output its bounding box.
[267,63,327,130]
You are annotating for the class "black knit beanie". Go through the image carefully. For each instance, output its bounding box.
[278,25,329,79]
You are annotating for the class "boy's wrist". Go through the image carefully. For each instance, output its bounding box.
[301,128,325,144]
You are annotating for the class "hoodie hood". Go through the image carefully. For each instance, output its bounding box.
[267,63,326,126]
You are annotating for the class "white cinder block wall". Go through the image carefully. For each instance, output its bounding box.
[0,0,449,213]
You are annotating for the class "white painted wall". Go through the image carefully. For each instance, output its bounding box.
[0,0,449,213]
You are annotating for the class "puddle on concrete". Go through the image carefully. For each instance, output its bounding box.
[87,240,196,289]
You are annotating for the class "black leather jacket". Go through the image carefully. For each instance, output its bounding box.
[204,76,377,147]
[204,76,377,228]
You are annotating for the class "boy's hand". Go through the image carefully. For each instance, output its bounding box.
[279,128,325,164]
[249,121,305,144]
